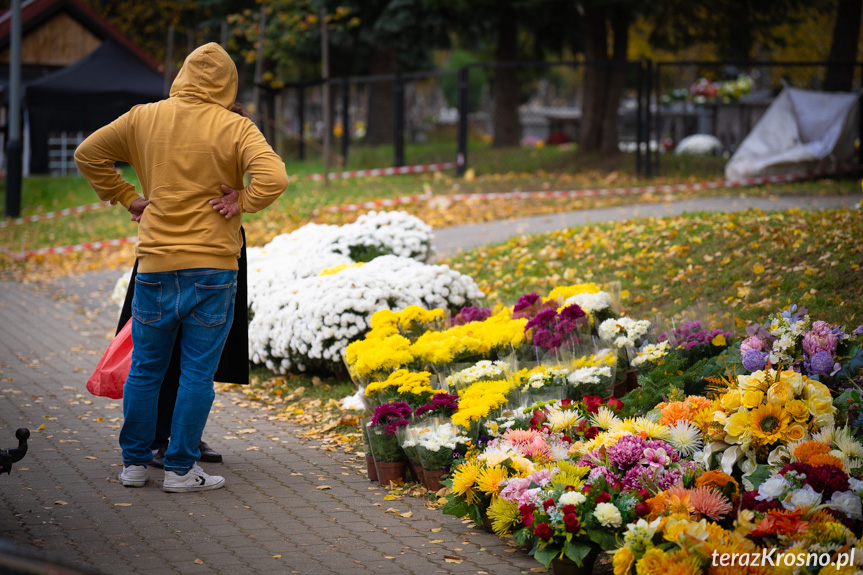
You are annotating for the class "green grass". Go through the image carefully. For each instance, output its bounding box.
[446,207,863,327]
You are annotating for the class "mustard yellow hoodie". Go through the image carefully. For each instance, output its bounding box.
[74,43,288,273]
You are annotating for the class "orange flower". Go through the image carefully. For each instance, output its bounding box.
[794,440,830,461]
[694,470,739,503]
[807,453,845,469]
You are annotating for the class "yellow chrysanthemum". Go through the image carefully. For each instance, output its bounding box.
[475,465,508,498]
[450,460,482,504]
[749,402,790,444]
[345,334,413,377]
[486,497,521,536]
[546,282,601,303]
[612,416,670,440]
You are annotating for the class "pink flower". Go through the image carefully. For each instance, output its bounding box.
[639,447,668,468]
[803,321,839,356]
[740,336,766,354]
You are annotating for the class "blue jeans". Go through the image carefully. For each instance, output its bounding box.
[120,268,237,474]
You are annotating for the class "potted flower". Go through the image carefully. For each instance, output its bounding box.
[416,418,469,491]
[368,401,413,485]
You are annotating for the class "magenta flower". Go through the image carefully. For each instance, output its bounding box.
[639,447,669,468]
[803,320,839,356]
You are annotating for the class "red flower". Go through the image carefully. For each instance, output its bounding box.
[637,489,650,500]
[583,395,603,413]
[519,504,536,527]
[563,513,580,533]
[595,492,611,504]
[561,504,577,515]
[561,398,572,407]
[635,502,649,517]
[582,484,592,495]
[533,522,554,542]
[584,427,599,440]
[606,397,624,411]
[542,498,556,511]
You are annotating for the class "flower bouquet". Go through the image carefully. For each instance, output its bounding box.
[363,368,441,408]
[564,348,617,399]
[397,422,431,484]
[490,465,635,571]
[703,368,837,483]
[444,359,509,392]
[659,319,731,365]
[510,364,568,404]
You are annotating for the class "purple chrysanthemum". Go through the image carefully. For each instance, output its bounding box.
[742,349,768,372]
[606,435,648,470]
[809,351,836,375]
[452,306,492,326]
[513,293,540,313]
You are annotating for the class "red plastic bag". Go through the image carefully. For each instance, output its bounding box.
[86,320,133,399]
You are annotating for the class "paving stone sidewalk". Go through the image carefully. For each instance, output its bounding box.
[0,193,857,574]
[0,276,541,575]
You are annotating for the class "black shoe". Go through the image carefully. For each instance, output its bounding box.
[198,441,222,463]
[149,448,166,469]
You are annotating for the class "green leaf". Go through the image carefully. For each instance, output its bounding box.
[746,464,773,490]
[442,497,469,518]
[533,545,560,568]
[467,504,483,527]
[563,540,594,565]
[586,528,618,550]
[514,527,534,547]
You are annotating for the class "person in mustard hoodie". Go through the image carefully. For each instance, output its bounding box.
[75,43,288,493]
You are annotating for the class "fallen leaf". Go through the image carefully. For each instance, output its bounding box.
[399,511,412,518]
[316,485,331,490]
[273,555,282,559]
[54,501,68,505]
[384,556,395,559]
[430,539,444,544]
[430,528,441,533]
[530,568,547,573]
[114,503,132,507]
[194,559,204,565]
[85,456,98,460]
[383,495,397,501]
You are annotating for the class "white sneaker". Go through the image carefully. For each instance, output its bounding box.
[162,465,225,493]
[119,464,148,487]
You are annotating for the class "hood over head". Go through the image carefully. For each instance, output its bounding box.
[170,43,237,109]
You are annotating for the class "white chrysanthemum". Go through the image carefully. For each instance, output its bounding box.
[559,491,587,506]
[666,421,703,457]
[589,406,621,430]
[834,427,863,459]
[110,270,132,309]
[593,502,623,528]
[563,291,612,315]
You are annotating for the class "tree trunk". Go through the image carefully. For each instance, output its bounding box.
[492,7,520,148]
[579,5,609,152]
[365,48,396,146]
[824,0,862,92]
[599,7,630,154]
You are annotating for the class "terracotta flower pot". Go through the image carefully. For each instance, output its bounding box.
[408,461,424,484]
[551,548,599,575]
[479,510,495,534]
[365,454,379,482]
[421,467,445,492]
[374,460,406,487]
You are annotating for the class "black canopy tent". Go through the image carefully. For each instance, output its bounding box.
[24,38,164,173]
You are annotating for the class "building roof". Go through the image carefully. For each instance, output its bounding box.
[0,0,163,74]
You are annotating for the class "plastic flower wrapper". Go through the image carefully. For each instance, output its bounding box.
[510,359,568,403]
[444,359,509,392]
[367,401,412,462]
[363,368,442,408]
[493,467,637,569]
[398,421,433,471]
[523,303,588,356]
[562,347,617,399]
[660,319,732,364]
[416,418,470,471]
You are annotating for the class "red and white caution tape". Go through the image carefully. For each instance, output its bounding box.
[0,201,111,229]
[0,236,136,261]
[304,161,457,182]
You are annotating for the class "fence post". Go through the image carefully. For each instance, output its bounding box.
[456,66,469,177]
[393,73,405,168]
[652,61,660,176]
[297,85,305,161]
[341,77,350,164]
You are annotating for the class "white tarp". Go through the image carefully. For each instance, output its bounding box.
[725,86,860,179]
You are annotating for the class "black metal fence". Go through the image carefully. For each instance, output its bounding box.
[262,58,863,178]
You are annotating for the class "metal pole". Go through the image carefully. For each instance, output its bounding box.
[5,0,22,218]
[163,25,174,97]
[297,86,305,160]
[254,5,266,132]
[635,61,644,176]
[393,73,404,168]
[341,77,349,164]
[456,66,469,177]
[653,61,661,176]
[320,6,330,185]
